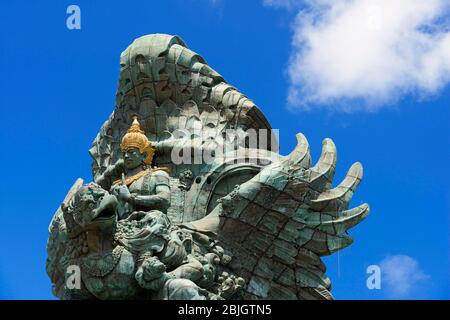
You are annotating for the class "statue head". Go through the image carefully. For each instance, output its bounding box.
[120,117,155,170]
[68,183,117,228]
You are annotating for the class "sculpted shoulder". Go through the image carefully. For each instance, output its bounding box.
[151,168,170,186]
[152,167,170,177]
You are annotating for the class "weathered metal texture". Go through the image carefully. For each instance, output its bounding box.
[47,34,369,300]
[89,34,275,181]
[215,134,368,299]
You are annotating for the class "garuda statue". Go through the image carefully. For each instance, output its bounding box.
[46,34,370,300]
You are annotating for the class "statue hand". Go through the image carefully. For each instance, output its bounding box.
[135,255,168,291]
[115,158,125,170]
[112,184,132,202]
[142,257,166,282]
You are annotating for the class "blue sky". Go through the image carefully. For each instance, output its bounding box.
[0,0,449,299]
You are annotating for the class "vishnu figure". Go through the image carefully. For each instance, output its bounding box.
[95,117,170,219]
[94,118,208,294]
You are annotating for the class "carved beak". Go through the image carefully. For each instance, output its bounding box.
[92,194,118,222]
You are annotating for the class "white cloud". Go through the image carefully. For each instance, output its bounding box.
[277,0,450,111]
[380,255,429,298]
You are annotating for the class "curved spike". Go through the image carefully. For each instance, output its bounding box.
[180,100,200,117]
[317,203,370,236]
[287,133,311,169]
[200,105,219,128]
[311,162,363,212]
[185,115,202,131]
[326,233,354,254]
[308,138,337,191]
[336,203,370,233]
[159,130,174,141]
[170,128,190,139]
[303,229,353,256]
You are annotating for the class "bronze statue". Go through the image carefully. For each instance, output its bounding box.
[95,117,170,218]
[47,34,369,300]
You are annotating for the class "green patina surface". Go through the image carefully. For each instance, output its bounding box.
[46,34,369,300]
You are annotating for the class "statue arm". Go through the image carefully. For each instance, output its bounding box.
[94,159,124,189]
[132,185,170,212]
[130,170,171,212]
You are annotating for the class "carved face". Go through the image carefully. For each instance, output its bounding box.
[123,147,147,170]
[71,183,118,228]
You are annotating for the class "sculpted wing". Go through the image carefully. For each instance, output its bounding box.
[46,178,84,298]
[52,34,371,300]
[184,134,369,299]
[89,34,275,182]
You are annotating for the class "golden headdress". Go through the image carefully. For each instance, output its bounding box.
[120,117,155,165]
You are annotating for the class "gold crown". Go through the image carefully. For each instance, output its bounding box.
[120,117,155,164]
